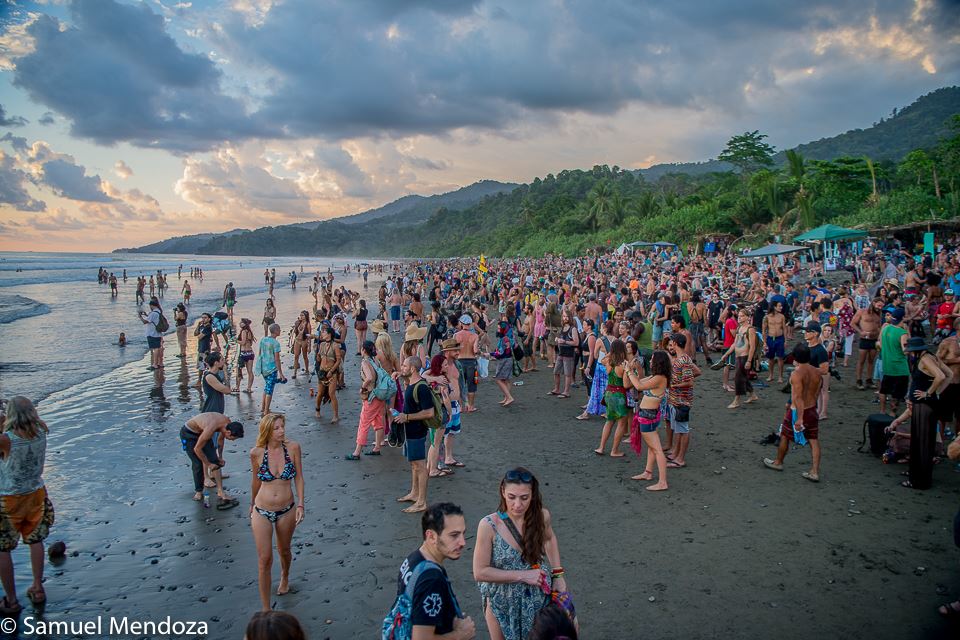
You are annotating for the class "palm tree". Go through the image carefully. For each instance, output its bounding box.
[586,181,612,232]
[519,198,536,225]
[606,190,629,227]
[865,156,879,206]
[777,150,817,232]
[635,191,661,218]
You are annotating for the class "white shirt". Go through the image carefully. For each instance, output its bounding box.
[145,309,162,338]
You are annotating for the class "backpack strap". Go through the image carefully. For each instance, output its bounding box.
[403,560,463,619]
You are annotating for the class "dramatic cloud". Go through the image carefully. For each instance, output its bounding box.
[10,0,275,151]
[0,151,46,212]
[40,158,114,202]
[38,112,54,126]
[0,105,27,127]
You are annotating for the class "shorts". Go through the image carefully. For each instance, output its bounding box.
[226,300,236,308]
[554,355,575,377]
[147,336,161,349]
[495,357,514,380]
[879,374,908,401]
[859,337,876,350]
[390,305,401,321]
[652,324,663,343]
[780,405,819,441]
[689,322,704,340]
[263,370,278,396]
[669,404,690,434]
[460,358,478,392]
[240,351,254,363]
[445,400,462,435]
[404,436,426,462]
[766,335,785,359]
[0,487,54,552]
[636,407,661,432]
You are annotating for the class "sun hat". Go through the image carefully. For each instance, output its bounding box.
[404,325,428,342]
[369,319,387,334]
[441,338,460,351]
[904,336,930,352]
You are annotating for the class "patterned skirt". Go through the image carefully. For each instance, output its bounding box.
[586,363,607,416]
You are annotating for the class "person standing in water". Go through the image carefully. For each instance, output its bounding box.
[223,282,237,324]
[258,323,286,416]
[174,303,188,359]
[181,279,192,305]
[249,413,304,611]
[0,397,55,615]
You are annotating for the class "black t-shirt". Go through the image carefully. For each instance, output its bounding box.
[403,381,434,440]
[809,343,829,369]
[198,324,212,353]
[396,550,456,634]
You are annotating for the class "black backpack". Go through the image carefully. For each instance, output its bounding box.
[859,413,894,457]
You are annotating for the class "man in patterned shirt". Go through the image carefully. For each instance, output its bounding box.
[665,333,701,468]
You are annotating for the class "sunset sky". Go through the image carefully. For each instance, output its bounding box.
[0,0,958,252]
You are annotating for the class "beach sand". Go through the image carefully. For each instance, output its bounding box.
[16,275,960,640]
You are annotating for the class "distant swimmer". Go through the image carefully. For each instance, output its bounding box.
[109,273,118,296]
[117,332,126,347]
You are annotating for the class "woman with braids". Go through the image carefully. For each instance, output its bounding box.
[473,467,570,640]
[623,349,671,491]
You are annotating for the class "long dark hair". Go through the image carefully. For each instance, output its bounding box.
[498,467,546,567]
[650,350,672,386]
[608,339,627,369]
[244,611,306,640]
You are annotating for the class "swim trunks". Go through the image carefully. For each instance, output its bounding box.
[0,487,54,552]
[263,371,278,396]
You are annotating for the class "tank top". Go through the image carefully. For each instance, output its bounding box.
[908,354,935,402]
[201,371,225,414]
[0,430,46,495]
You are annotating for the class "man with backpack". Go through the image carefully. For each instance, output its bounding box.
[394,356,440,514]
[384,503,475,640]
[139,297,167,371]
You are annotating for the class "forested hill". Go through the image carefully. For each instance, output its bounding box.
[639,86,960,180]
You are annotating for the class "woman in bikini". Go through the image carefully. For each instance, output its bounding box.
[623,350,670,491]
[249,413,304,612]
[314,324,342,423]
[593,339,629,457]
[262,299,276,338]
[235,318,256,393]
[291,311,311,378]
[353,300,369,354]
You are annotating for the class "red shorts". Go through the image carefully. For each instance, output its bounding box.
[0,487,54,552]
[780,405,819,441]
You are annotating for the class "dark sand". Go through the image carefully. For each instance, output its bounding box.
[15,277,960,640]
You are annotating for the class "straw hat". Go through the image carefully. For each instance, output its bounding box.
[404,325,428,342]
[441,338,460,351]
[370,319,387,334]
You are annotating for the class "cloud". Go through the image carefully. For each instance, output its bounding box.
[0,151,46,212]
[0,105,28,127]
[114,160,134,179]
[312,145,374,197]
[40,158,114,202]
[10,0,276,151]
[38,112,54,126]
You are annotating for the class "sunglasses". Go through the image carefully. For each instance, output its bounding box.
[504,469,533,483]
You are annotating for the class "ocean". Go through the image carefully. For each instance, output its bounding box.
[0,252,376,403]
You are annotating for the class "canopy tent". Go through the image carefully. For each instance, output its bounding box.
[741,243,809,258]
[794,224,868,243]
[616,240,679,255]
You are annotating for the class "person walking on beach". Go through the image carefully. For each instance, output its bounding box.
[455,315,480,412]
[764,343,823,482]
[291,311,311,379]
[262,298,276,337]
[389,503,475,639]
[236,318,256,394]
[223,282,237,324]
[139,297,165,371]
[174,303,188,359]
[851,297,884,389]
[257,323,286,416]
[179,412,243,508]
[0,397,54,615]
[395,356,437,513]
[473,468,571,640]
[249,413,304,611]
[313,324,342,423]
[181,279,191,305]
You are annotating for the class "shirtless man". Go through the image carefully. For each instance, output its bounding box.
[584,294,603,332]
[181,279,192,305]
[904,262,926,295]
[455,315,480,412]
[670,314,695,359]
[686,291,710,365]
[179,412,244,508]
[936,317,960,436]
[763,342,823,482]
[851,297,884,389]
[314,324,343,423]
[762,300,787,383]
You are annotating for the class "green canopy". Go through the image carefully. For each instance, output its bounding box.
[794,224,867,243]
[741,243,808,258]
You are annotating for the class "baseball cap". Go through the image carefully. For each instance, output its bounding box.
[946,289,955,296]
[889,307,906,323]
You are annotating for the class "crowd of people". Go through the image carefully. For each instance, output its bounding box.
[6,239,960,637]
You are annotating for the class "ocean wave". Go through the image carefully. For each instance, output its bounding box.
[0,294,50,324]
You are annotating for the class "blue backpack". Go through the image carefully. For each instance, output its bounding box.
[369,358,395,402]
[382,560,462,640]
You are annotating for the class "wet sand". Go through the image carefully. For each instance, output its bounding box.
[17,277,960,640]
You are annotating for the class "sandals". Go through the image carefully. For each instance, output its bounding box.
[429,468,454,478]
[445,460,465,467]
[364,449,381,456]
[344,454,360,461]
[216,497,239,510]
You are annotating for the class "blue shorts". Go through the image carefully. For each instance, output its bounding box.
[390,305,401,321]
[263,371,278,396]
[445,400,462,435]
[669,405,690,434]
[147,336,161,349]
[652,324,663,343]
[404,436,426,462]
[766,335,785,359]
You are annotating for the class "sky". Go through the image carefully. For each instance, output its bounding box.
[0,0,958,253]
